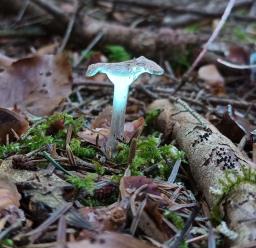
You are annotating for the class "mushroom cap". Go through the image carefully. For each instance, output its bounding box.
[136,56,164,75]
[86,56,164,85]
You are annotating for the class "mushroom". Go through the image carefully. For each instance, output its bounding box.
[86,56,164,156]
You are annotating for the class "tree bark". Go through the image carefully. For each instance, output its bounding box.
[148,99,256,247]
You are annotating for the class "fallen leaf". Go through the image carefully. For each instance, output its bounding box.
[79,200,128,233]
[36,42,59,55]
[91,106,112,129]
[198,64,225,95]
[67,232,155,248]
[119,176,170,242]
[0,54,72,116]
[0,176,21,209]
[78,128,109,148]
[120,176,161,199]
[0,53,15,68]
[0,108,29,144]
[78,118,144,148]
[124,117,144,141]
[227,45,249,65]
[216,105,255,143]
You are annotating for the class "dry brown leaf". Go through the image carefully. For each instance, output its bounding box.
[36,43,59,55]
[67,232,155,248]
[0,176,21,210]
[0,53,15,68]
[78,118,144,148]
[120,176,160,199]
[0,108,29,144]
[0,54,72,116]
[198,64,225,95]
[91,106,112,129]
[216,105,255,144]
[79,201,128,233]
[227,45,249,65]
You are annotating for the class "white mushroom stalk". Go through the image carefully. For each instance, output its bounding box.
[86,56,164,156]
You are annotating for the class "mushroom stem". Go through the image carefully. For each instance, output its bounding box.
[107,82,129,154]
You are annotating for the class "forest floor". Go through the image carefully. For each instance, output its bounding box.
[0,1,256,248]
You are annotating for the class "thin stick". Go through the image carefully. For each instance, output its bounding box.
[166,207,199,248]
[184,0,237,77]
[28,203,72,242]
[217,58,256,69]
[56,215,67,248]
[58,0,80,53]
[15,0,30,22]
[74,31,104,68]
[42,151,74,176]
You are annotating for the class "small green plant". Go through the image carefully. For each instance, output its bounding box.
[0,113,85,159]
[0,143,20,158]
[179,241,189,248]
[164,210,185,230]
[67,173,97,195]
[115,134,185,178]
[184,23,200,33]
[145,109,161,126]
[105,45,131,62]
[0,239,13,248]
[233,26,247,42]
[70,138,96,159]
[94,161,106,175]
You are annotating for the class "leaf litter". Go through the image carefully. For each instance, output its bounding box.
[1,0,256,248]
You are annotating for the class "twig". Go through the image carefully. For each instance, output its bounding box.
[0,0,205,57]
[168,159,181,184]
[0,220,22,240]
[30,0,68,21]
[208,222,216,248]
[217,58,256,69]
[58,0,81,53]
[206,97,256,110]
[15,0,30,22]
[74,31,105,68]
[42,151,74,176]
[166,206,199,248]
[0,28,45,37]
[184,0,237,77]
[27,203,72,243]
[56,216,67,248]
[100,0,252,17]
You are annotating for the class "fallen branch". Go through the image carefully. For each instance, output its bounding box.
[148,99,256,247]
[99,0,252,17]
[0,0,206,57]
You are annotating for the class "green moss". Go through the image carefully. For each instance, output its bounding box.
[70,138,96,159]
[115,134,186,178]
[233,26,247,42]
[25,133,54,151]
[67,173,97,195]
[105,45,131,62]
[0,143,20,158]
[0,239,13,248]
[115,143,130,164]
[164,210,185,230]
[145,109,161,126]
[179,241,188,248]
[160,145,186,161]
[0,113,87,158]
[111,174,122,183]
[211,167,256,223]
[184,23,200,33]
